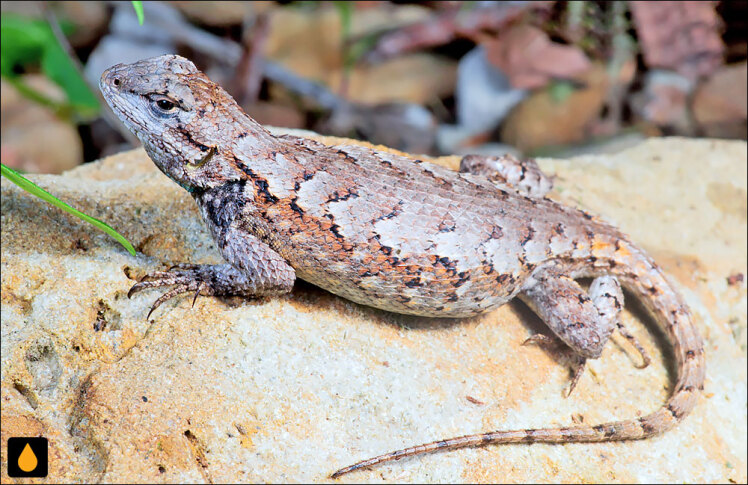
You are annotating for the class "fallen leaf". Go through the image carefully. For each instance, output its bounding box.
[630,1,725,79]
[484,24,592,90]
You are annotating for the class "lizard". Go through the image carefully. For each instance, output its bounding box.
[99,55,705,478]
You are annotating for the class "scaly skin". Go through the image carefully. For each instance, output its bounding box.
[100,55,705,478]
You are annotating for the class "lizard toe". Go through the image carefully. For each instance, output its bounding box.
[146,281,208,319]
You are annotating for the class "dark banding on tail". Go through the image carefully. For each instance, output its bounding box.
[331,240,705,478]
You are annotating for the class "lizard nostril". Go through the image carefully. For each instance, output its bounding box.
[113,77,121,87]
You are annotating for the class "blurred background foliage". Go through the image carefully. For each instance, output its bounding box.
[1,0,746,177]
[1,13,99,120]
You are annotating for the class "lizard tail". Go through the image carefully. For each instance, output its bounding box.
[331,240,705,478]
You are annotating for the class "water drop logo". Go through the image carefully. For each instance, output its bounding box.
[18,443,38,472]
[7,437,48,477]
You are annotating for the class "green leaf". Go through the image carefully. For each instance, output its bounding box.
[0,14,99,119]
[334,1,352,40]
[0,15,47,77]
[132,1,145,26]
[1,163,136,256]
[549,81,575,103]
[334,1,355,72]
[40,38,99,116]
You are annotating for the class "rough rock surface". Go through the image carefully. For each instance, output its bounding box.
[1,135,746,483]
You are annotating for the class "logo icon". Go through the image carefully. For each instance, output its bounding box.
[7,437,48,477]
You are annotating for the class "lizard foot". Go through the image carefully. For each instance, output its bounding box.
[128,268,213,318]
[521,333,559,348]
[522,333,587,397]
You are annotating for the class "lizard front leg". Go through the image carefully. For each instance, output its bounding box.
[519,266,624,395]
[129,223,296,318]
[459,153,554,197]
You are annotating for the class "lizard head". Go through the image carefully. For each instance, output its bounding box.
[100,55,270,192]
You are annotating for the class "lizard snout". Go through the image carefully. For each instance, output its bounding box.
[100,64,128,93]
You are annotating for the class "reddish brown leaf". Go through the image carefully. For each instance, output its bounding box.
[630,1,725,79]
[484,25,592,89]
[361,2,552,62]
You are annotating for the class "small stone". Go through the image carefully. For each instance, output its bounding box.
[692,62,748,139]
[500,65,608,152]
[630,70,695,133]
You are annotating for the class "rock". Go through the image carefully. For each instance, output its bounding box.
[1,135,745,482]
[630,1,724,80]
[319,102,436,155]
[528,132,649,159]
[630,70,695,134]
[692,62,748,139]
[0,76,83,174]
[454,46,527,135]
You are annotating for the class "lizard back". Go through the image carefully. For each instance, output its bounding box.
[222,133,620,317]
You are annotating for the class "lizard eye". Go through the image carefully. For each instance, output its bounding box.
[148,94,179,117]
[157,99,174,110]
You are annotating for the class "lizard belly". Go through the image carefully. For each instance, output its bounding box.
[293,252,522,318]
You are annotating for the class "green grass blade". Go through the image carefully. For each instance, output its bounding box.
[1,163,136,256]
[132,1,144,26]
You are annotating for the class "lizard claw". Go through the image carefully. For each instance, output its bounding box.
[522,334,587,397]
[521,333,556,347]
[564,357,586,398]
[146,283,204,319]
[192,281,207,308]
[128,266,213,317]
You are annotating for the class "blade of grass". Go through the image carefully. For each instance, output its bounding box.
[1,163,136,256]
[132,1,144,26]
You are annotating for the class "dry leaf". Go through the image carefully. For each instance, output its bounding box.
[484,25,592,89]
[630,1,725,79]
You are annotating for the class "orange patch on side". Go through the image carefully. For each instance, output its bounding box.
[591,237,611,253]
[615,243,632,258]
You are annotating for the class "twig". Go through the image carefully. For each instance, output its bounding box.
[233,11,270,105]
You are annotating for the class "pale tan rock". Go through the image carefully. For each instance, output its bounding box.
[1,136,745,482]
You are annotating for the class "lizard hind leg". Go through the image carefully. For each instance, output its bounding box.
[519,268,623,395]
[589,275,651,369]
